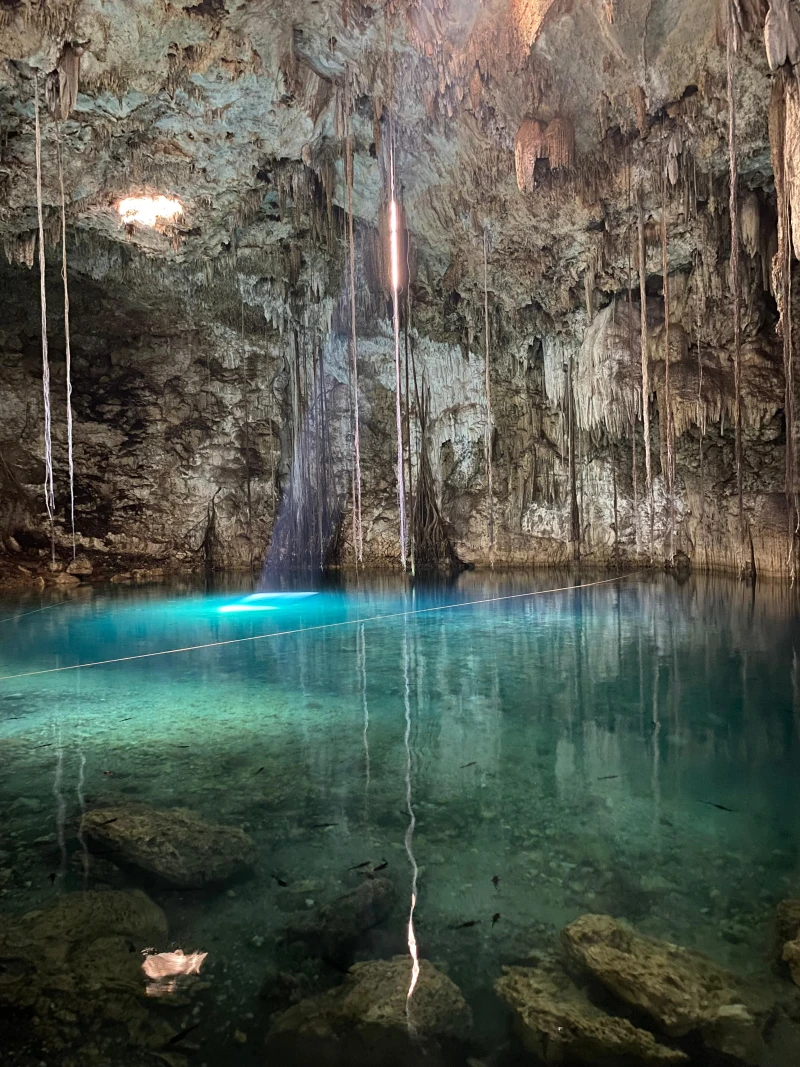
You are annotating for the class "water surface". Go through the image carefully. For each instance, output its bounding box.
[1,570,799,1063]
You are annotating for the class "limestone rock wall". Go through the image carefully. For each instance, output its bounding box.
[0,0,798,577]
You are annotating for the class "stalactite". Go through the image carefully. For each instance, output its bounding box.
[727,0,745,544]
[345,71,363,566]
[54,120,75,557]
[661,174,675,560]
[637,189,655,551]
[34,73,56,562]
[483,227,495,563]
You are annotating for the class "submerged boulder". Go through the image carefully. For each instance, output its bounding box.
[84,804,255,887]
[495,961,688,1066]
[561,914,773,1065]
[0,890,174,1061]
[284,877,396,962]
[781,934,800,988]
[775,899,800,981]
[266,955,472,1066]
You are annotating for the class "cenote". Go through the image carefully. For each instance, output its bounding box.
[2,572,800,1066]
[4,1,800,1065]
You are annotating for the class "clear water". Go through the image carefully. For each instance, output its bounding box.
[2,570,800,1063]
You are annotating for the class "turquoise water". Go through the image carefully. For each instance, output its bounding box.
[2,570,800,1063]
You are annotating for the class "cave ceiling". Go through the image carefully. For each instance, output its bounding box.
[0,0,776,337]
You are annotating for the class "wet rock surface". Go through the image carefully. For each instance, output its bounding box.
[0,889,174,1064]
[561,913,797,1066]
[83,804,255,888]
[265,955,472,1067]
[496,959,689,1066]
[283,876,396,963]
[775,899,800,980]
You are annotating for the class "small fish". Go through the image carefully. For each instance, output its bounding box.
[598,775,620,781]
[460,761,477,769]
[492,875,500,890]
[271,873,288,887]
[119,717,133,722]
[33,743,52,749]
[492,912,501,926]
[372,860,388,872]
[700,801,737,813]
[309,822,337,829]
[167,1022,201,1046]
[48,872,57,884]
[100,817,118,826]
[102,770,114,776]
[451,919,482,930]
[253,767,264,776]
[348,860,372,870]
[176,745,191,749]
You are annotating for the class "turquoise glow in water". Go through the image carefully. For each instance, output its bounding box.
[2,571,800,1063]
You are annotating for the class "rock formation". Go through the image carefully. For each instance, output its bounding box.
[561,912,789,1065]
[83,803,255,887]
[283,875,396,964]
[496,959,689,1065]
[498,913,800,1067]
[0,1,798,576]
[0,889,176,1064]
[265,955,472,1066]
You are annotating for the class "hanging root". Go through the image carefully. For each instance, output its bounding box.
[661,169,675,560]
[483,227,495,564]
[727,0,745,557]
[637,186,655,552]
[34,73,56,562]
[567,355,580,561]
[345,68,364,567]
[55,119,76,558]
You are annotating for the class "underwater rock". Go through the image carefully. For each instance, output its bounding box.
[495,960,688,1066]
[0,889,175,1060]
[782,937,800,986]
[284,877,396,962]
[775,899,800,971]
[561,914,772,1064]
[84,804,255,887]
[266,955,472,1066]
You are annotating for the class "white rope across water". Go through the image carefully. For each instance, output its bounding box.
[0,573,636,683]
[34,73,56,559]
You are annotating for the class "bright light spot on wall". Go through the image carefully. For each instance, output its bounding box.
[117,195,184,228]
